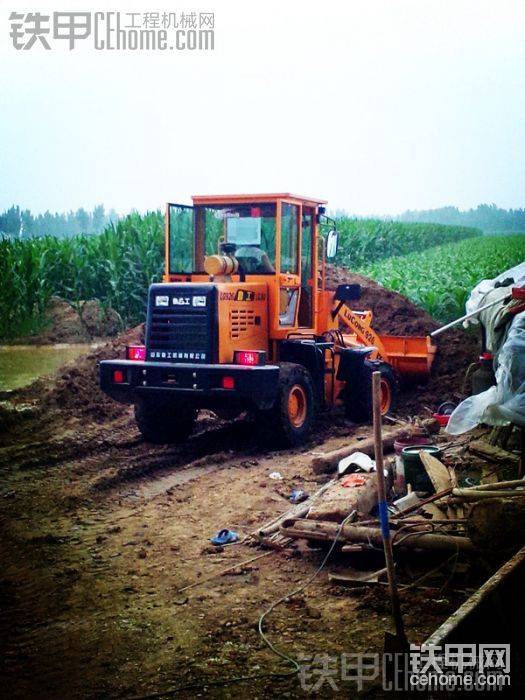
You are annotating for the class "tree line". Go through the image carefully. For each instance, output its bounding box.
[2,202,524,239]
[0,205,119,239]
[396,203,525,233]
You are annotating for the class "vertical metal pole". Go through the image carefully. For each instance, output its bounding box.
[372,371,407,645]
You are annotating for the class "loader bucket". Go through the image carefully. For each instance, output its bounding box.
[379,334,437,380]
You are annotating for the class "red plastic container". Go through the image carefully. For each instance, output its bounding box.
[433,413,451,427]
[394,435,430,455]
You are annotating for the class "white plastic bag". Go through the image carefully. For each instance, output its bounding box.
[447,311,525,433]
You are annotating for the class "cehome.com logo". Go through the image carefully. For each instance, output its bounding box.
[9,11,215,51]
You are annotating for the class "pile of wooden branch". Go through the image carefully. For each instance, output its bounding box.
[255,421,524,557]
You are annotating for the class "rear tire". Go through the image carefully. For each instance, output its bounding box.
[258,362,315,447]
[345,360,398,423]
[134,399,197,444]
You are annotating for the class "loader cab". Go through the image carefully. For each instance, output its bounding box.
[165,193,336,339]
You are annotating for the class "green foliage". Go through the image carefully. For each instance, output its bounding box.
[359,235,525,322]
[336,218,481,268]
[0,211,164,340]
[1,207,522,340]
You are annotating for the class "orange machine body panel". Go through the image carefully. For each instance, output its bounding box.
[215,282,269,363]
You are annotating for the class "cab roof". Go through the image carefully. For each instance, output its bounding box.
[192,193,327,207]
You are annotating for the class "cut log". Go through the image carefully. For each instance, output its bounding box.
[280,518,477,553]
[310,418,441,474]
[468,440,519,465]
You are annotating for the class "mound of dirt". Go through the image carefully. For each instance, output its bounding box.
[326,265,439,335]
[15,324,145,421]
[326,265,480,412]
[16,297,122,344]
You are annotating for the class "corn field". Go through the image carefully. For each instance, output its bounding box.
[336,218,481,268]
[0,212,164,340]
[0,210,520,339]
[359,234,525,322]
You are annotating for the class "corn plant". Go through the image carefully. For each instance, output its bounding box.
[0,212,164,340]
[336,219,481,268]
[359,235,525,322]
[0,210,521,339]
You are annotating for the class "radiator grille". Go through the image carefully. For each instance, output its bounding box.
[146,285,216,363]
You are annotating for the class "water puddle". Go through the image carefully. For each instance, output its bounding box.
[0,344,98,391]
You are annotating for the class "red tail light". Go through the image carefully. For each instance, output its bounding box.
[234,350,266,366]
[222,376,235,390]
[113,370,125,384]
[127,345,146,361]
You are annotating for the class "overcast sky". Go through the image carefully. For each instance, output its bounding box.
[1,0,524,216]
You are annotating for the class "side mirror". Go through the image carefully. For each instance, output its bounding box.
[326,229,338,259]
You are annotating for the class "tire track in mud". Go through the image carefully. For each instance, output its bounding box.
[0,415,139,473]
[86,410,348,496]
[89,418,270,492]
[0,397,355,699]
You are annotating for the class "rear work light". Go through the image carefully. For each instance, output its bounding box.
[222,376,235,390]
[234,350,266,367]
[113,370,125,384]
[126,345,146,361]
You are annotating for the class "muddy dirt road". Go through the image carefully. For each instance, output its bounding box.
[1,399,470,699]
[0,277,481,698]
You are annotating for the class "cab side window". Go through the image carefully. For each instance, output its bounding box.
[280,203,299,274]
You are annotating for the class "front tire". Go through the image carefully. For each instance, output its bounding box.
[258,362,315,447]
[134,399,197,444]
[345,360,398,423]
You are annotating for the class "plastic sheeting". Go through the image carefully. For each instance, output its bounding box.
[447,263,525,434]
[447,312,525,433]
[464,262,525,326]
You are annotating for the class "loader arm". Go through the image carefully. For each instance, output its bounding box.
[334,302,389,361]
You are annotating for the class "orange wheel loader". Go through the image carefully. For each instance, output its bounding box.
[100,194,437,446]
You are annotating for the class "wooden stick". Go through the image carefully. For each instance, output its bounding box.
[256,479,335,538]
[358,485,456,527]
[177,551,274,593]
[463,478,525,491]
[453,488,525,500]
[372,371,407,646]
[280,519,477,553]
[425,546,525,646]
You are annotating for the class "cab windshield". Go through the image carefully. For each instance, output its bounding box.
[169,202,276,274]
